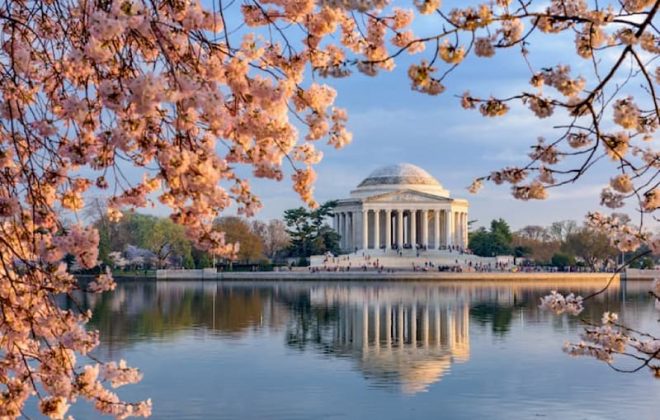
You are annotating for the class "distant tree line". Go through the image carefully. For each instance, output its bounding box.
[89,200,343,270]
[91,204,291,270]
[469,215,656,269]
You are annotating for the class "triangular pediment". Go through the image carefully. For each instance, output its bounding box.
[363,189,452,203]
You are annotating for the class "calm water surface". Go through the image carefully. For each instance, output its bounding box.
[55,280,660,419]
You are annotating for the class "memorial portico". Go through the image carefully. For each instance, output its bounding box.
[332,164,469,253]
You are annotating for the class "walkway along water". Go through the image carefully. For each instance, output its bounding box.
[155,268,622,282]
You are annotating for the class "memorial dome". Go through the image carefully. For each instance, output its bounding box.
[350,163,449,198]
[358,163,440,187]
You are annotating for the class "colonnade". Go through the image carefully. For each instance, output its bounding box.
[333,208,468,252]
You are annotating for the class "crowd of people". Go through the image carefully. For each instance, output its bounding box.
[388,244,470,257]
[307,249,612,274]
[314,252,495,273]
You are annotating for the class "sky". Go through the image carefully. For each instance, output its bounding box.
[235,1,650,231]
[116,0,654,233]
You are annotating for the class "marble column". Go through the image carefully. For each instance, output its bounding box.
[434,210,440,249]
[385,209,392,250]
[461,212,465,247]
[347,212,353,251]
[342,212,347,250]
[339,213,343,249]
[362,209,368,251]
[451,211,455,246]
[460,213,465,248]
[410,209,417,247]
[445,209,452,247]
[457,212,461,247]
[464,212,469,247]
[421,209,429,248]
[397,210,404,249]
[456,212,460,247]
[340,213,345,249]
[374,210,380,250]
[352,212,357,251]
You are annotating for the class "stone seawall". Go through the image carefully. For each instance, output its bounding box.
[625,268,660,280]
[156,268,217,279]
[209,271,618,282]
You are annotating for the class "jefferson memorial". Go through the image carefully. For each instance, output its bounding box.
[332,163,469,254]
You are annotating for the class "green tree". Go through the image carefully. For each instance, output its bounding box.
[468,227,491,256]
[489,218,513,255]
[314,225,341,256]
[191,248,212,269]
[514,245,533,259]
[143,217,193,268]
[629,257,655,269]
[101,212,156,253]
[551,252,576,267]
[468,219,513,257]
[284,201,339,257]
[92,212,193,268]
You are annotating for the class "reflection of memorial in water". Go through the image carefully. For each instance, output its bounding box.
[307,287,470,394]
[81,280,627,376]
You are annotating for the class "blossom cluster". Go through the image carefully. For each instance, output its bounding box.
[539,291,584,315]
[563,309,660,375]
[585,212,657,254]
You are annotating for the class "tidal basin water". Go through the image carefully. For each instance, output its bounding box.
[62,281,660,418]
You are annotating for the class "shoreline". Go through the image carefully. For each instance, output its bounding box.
[77,270,660,282]
[151,270,622,282]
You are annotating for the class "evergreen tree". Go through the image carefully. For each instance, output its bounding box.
[469,219,514,257]
[284,201,339,257]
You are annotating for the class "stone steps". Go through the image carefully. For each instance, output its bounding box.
[311,251,499,269]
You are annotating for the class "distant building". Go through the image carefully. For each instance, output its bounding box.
[332,163,469,253]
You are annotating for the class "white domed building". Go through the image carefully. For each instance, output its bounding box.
[332,163,469,254]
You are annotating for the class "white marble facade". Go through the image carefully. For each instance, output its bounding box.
[332,164,469,253]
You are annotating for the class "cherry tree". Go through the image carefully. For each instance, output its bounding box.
[0,0,657,418]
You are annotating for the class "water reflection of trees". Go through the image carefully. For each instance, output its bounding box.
[468,283,624,336]
[80,281,290,358]
[79,280,648,389]
[470,302,518,336]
